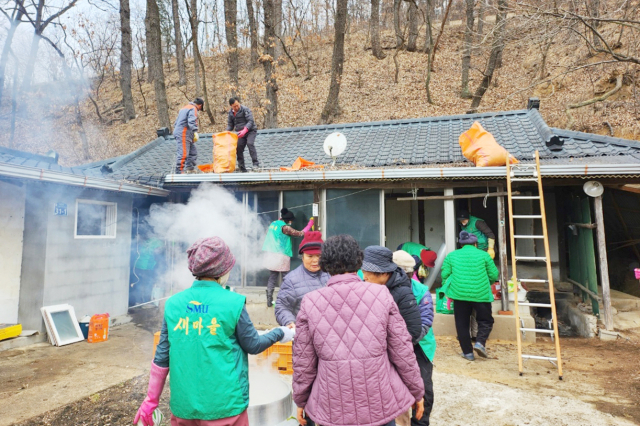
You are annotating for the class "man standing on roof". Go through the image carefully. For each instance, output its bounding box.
[174,97,204,174]
[227,98,259,172]
[457,210,496,259]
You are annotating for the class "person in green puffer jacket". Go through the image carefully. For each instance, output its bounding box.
[441,231,499,361]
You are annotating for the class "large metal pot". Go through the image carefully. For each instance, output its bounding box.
[247,373,293,426]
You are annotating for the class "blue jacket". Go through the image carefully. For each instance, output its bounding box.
[275,264,330,326]
[173,103,199,135]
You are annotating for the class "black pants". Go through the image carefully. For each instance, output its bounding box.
[237,131,259,170]
[267,270,288,292]
[411,348,434,426]
[453,299,494,354]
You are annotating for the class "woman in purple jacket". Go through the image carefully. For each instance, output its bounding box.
[293,235,425,426]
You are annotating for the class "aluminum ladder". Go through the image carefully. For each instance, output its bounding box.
[506,151,563,380]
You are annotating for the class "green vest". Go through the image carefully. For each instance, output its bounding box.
[262,220,293,257]
[462,215,489,251]
[411,279,437,362]
[400,242,431,257]
[165,281,248,420]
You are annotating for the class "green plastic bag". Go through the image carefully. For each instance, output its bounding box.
[435,284,454,314]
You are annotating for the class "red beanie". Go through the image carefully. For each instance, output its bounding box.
[299,231,324,255]
[420,249,437,268]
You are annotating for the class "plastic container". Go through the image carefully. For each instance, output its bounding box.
[87,314,110,343]
[491,282,502,300]
[258,341,293,375]
[0,324,22,341]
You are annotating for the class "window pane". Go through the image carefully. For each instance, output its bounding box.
[246,191,280,287]
[77,203,108,236]
[327,189,380,249]
[283,191,314,271]
[50,310,79,342]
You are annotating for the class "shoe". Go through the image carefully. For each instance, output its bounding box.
[266,289,273,308]
[474,342,488,358]
[460,352,475,361]
[239,168,248,173]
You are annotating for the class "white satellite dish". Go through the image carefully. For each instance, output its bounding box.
[323,132,347,166]
[583,181,604,198]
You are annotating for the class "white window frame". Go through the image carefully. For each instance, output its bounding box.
[40,304,85,346]
[74,199,117,239]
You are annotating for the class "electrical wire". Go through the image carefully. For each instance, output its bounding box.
[256,188,375,215]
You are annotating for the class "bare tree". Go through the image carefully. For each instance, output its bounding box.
[370,0,386,59]
[146,0,171,128]
[186,0,201,95]
[424,0,434,103]
[19,0,78,94]
[407,0,419,52]
[224,0,239,94]
[119,0,136,122]
[393,0,403,48]
[460,0,474,98]
[0,0,24,105]
[430,0,452,65]
[469,0,507,112]
[274,0,283,60]
[320,0,348,123]
[246,0,259,66]
[171,0,187,86]
[262,0,278,128]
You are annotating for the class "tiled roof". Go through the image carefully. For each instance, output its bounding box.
[0,146,86,174]
[82,109,640,185]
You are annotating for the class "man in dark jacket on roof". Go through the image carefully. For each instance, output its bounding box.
[227,97,259,172]
[361,245,423,343]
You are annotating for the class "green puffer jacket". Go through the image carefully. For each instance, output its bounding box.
[441,245,499,303]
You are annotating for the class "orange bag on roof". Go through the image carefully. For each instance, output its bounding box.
[213,131,238,173]
[280,157,325,171]
[459,121,518,167]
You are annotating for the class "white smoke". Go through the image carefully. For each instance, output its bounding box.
[146,183,268,291]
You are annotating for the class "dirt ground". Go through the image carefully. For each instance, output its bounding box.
[2,308,639,426]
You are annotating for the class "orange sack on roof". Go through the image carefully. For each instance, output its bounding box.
[459,121,519,167]
[198,131,239,174]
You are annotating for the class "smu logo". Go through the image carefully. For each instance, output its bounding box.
[186,301,209,314]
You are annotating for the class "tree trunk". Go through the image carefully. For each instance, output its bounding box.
[370,0,385,59]
[320,0,348,123]
[21,33,42,94]
[262,0,278,128]
[246,0,259,66]
[424,0,434,103]
[145,14,154,83]
[0,4,23,106]
[476,0,484,48]
[423,0,432,53]
[224,0,239,94]
[274,0,283,60]
[393,0,403,48]
[430,0,452,66]
[407,0,419,52]
[460,0,474,99]
[187,0,202,95]
[146,0,171,128]
[119,0,136,121]
[469,0,507,112]
[171,0,187,86]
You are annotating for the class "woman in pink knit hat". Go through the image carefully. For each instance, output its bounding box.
[134,236,294,426]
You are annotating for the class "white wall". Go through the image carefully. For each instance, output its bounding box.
[0,181,26,323]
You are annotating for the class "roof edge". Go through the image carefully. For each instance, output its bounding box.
[552,127,640,149]
[0,146,58,164]
[105,137,167,172]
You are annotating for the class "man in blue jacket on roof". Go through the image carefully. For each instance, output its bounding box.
[174,97,204,174]
[227,97,259,172]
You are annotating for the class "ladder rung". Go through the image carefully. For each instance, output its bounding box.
[518,302,552,308]
[513,215,542,219]
[520,328,554,334]
[515,256,547,262]
[510,178,539,182]
[522,355,558,361]
[511,196,540,200]
[514,235,544,239]
[517,278,548,283]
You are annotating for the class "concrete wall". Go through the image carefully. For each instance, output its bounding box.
[0,180,26,324]
[19,183,133,330]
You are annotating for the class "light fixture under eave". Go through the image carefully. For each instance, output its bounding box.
[583,181,604,198]
[323,132,347,166]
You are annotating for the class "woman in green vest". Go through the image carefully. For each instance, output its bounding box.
[262,208,313,307]
[134,237,294,426]
[456,210,496,259]
[441,231,499,361]
[393,250,436,426]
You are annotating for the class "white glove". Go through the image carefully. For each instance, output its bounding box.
[279,326,295,343]
[193,132,199,142]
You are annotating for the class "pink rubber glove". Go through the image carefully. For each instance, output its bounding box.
[133,362,169,425]
[302,218,314,233]
[237,127,249,138]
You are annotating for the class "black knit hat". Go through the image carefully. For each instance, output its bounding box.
[457,210,470,221]
[280,208,295,222]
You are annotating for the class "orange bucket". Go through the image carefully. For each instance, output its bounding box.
[87,314,110,343]
[153,331,161,357]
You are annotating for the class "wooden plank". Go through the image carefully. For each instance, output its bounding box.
[566,278,602,302]
[594,195,614,330]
